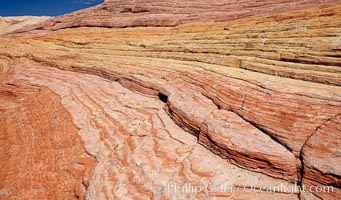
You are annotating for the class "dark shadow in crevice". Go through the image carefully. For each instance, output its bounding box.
[158,92,168,103]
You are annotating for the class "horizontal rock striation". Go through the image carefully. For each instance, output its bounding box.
[1,0,340,199]
[4,0,341,38]
[301,114,341,199]
[199,110,298,181]
[0,16,50,35]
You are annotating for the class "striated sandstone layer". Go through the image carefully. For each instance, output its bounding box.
[0,16,50,35]
[0,66,96,199]
[5,0,341,38]
[1,60,300,199]
[0,0,340,199]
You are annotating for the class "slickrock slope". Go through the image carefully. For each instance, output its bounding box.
[0,0,340,199]
[0,16,50,35]
[0,65,96,199]
[1,60,300,199]
[5,0,341,38]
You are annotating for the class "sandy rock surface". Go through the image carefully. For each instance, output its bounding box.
[0,16,50,35]
[0,0,340,199]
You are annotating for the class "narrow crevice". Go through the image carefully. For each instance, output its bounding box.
[197,90,294,157]
[297,114,340,189]
[197,86,295,156]
[235,110,294,153]
[297,191,302,200]
[279,57,341,67]
[298,151,305,189]
[201,126,297,183]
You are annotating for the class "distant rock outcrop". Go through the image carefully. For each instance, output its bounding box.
[0,0,340,199]
[0,16,50,35]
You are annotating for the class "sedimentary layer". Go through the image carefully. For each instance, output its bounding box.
[5,0,341,37]
[0,0,340,199]
[0,16,50,35]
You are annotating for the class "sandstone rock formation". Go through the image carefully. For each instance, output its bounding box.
[0,16,50,35]
[0,0,340,199]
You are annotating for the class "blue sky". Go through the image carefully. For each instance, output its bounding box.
[0,0,104,17]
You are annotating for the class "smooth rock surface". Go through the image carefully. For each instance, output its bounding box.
[0,0,340,199]
[0,16,50,35]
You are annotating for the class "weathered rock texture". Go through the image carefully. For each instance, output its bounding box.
[0,16,50,35]
[0,0,340,199]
